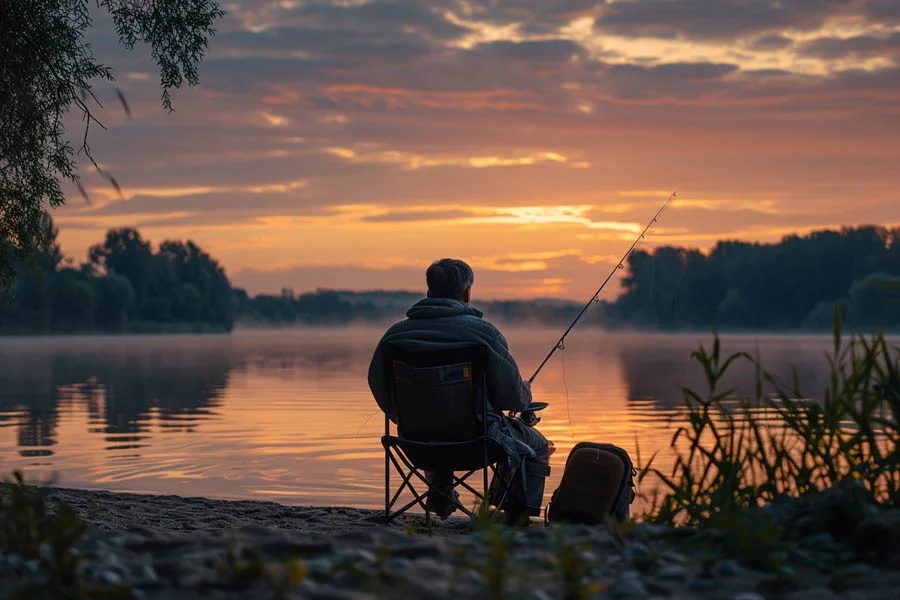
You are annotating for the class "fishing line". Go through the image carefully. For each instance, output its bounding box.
[650,250,658,329]
[355,408,380,435]
[560,340,575,440]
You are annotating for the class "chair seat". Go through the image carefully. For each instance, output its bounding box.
[382,435,509,472]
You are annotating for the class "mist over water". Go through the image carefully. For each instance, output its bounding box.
[0,328,863,514]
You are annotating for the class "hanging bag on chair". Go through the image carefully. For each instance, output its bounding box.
[546,442,636,524]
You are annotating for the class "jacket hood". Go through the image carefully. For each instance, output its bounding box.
[406,297,484,320]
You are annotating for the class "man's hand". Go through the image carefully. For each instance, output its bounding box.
[520,410,540,427]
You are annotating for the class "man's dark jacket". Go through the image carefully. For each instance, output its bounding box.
[367,298,533,455]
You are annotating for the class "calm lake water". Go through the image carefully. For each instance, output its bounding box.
[0,328,862,515]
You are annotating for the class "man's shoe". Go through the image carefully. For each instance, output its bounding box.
[426,489,460,519]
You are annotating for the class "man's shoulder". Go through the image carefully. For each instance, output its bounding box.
[378,314,503,343]
[377,318,429,343]
[462,312,502,334]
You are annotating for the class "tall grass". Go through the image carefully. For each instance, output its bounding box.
[642,312,900,527]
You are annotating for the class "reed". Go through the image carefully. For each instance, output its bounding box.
[642,310,900,529]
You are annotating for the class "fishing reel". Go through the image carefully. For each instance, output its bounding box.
[519,401,548,427]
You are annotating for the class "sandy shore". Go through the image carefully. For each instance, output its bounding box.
[3,486,899,600]
[45,486,465,537]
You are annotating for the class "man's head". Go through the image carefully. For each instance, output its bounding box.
[426,258,474,303]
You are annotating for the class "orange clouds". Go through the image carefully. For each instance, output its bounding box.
[49,0,900,300]
[323,147,578,170]
[323,84,547,111]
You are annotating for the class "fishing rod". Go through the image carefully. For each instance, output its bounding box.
[527,191,676,385]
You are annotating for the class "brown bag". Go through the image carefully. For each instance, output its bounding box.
[546,442,635,524]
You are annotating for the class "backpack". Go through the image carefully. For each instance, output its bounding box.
[545,442,636,524]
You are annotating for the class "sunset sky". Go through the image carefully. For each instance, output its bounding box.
[55,0,900,300]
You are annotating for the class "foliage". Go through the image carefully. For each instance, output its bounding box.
[0,0,224,288]
[0,217,235,334]
[213,542,268,589]
[239,288,583,327]
[643,310,900,535]
[464,500,607,599]
[847,273,900,332]
[479,522,514,600]
[552,529,600,600]
[213,540,308,597]
[1,471,92,597]
[608,225,900,331]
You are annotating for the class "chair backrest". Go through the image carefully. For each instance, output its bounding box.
[382,342,488,443]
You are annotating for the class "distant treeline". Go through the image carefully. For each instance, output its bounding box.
[2,220,898,334]
[601,225,900,332]
[0,217,235,334]
[235,288,583,327]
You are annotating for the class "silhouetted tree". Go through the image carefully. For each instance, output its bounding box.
[158,239,234,329]
[93,274,135,332]
[802,300,846,331]
[0,213,63,332]
[89,228,154,316]
[52,267,96,331]
[847,273,900,332]
[2,220,235,333]
[609,225,900,331]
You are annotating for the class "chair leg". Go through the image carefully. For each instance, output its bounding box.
[388,464,418,509]
[384,448,442,521]
[486,463,520,518]
[390,489,431,520]
[384,448,390,519]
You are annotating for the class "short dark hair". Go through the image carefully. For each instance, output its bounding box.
[426,258,474,300]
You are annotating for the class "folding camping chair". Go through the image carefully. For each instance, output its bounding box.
[380,341,526,521]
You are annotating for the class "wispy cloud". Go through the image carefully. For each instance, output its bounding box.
[74,180,309,206]
[259,111,290,127]
[324,147,578,170]
[50,0,900,298]
[351,204,640,230]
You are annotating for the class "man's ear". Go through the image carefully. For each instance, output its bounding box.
[462,286,471,303]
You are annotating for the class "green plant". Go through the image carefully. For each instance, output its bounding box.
[643,312,899,557]
[213,540,266,589]
[552,528,600,600]
[482,527,512,600]
[471,497,515,600]
[213,541,267,589]
[447,541,472,594]
[213,539,311,597]
[2,471,89,595]
[269,560,308,600]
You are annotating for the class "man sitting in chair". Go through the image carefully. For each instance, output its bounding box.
[368,258,551,520]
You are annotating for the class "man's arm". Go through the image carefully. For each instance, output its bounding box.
[484,328,532,412]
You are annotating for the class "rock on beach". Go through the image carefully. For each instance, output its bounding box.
[2,486,900,599]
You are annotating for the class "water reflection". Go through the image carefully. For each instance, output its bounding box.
[0,333,378,456]
[616,334,838,408]
[0,329,868,511]
[1,341,229,455]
